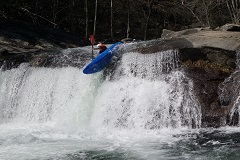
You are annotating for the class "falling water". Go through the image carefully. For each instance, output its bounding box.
[0,63,103,132]
[0,43,239,160]
[228,50,240,125]
[93,50,201,129]
[236,50,240,69]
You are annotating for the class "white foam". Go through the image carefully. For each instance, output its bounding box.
[0,48,203,159]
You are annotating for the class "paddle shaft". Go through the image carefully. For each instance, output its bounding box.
[91,46,94,60]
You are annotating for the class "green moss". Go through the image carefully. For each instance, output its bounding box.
[182,59,233,73]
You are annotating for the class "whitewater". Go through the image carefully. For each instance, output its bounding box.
[0,42,240,160]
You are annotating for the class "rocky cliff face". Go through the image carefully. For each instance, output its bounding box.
[1,21,240,128]
[180,48,235,127]
[136,26,240,127]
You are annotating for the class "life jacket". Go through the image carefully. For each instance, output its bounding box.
[99,45,107,51]
[98,43,107,54]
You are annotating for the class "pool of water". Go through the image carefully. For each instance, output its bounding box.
[1,124,240,160]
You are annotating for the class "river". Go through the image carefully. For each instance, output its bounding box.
[0,43,239,160]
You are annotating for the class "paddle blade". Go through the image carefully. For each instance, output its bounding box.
[89,35,95,46]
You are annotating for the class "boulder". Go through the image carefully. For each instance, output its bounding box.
[180,47,236,127]
[218,70,240,125]
[160,27,240,127]
[130,29,239,127]
[161,27,240,51]
[220,24,240,31]
[0,49,8,56]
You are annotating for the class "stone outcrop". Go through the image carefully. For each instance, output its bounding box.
[220,24,240,31]
[180,48,235,127]
[161,28,240,51]
[218,70,240,126]
[160,27,240,127]
[131,26,240,127]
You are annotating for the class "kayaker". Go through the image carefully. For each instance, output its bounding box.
[97,42,107,54]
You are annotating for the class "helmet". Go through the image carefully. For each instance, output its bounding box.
[97,43,104,48]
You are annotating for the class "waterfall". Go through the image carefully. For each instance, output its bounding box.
[0,63,103,132]
[228,50,240,125]
[112,50,180,80]
[91,50,201,129]
[237,50,240,69]
[0,48,201,131]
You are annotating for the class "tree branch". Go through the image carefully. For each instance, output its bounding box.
[181,3,204,26]
[21,7,58,26]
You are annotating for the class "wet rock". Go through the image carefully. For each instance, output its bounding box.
[0,53,31,70]
[183,67,230,128]
[220,24,240,31]
[158,28,240,127]
[133,38,193,54]
[161,27,240,51]
[218,71,240,125]
[0,49,8,56]
[161,28,203,39]
[29,54,51,67]
[126,35,238,127]
[180,47,236,71]
[179,47,236,127]
[121,38,135,43]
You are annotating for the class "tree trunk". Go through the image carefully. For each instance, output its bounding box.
[203,0,210,27]
[93,0,98,36]
[144,0,153,41]
[126,0,130,38]
[226,0,240,24]
[34,0,39,23]
[69,0,75,33]
[85,0,88,38]
[52,0,58,28]
[110,0,114,40]
[181,2,204,26]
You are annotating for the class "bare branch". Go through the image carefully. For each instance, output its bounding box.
[181,3,204,26]
[21,7,58,26]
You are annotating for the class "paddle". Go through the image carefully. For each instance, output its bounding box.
[89,35,95,60]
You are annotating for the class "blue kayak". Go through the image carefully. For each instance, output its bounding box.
[83,42,122,74]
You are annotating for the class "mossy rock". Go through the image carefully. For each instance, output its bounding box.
[179,47,236,72]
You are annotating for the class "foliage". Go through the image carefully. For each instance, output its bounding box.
[0,0,236,42]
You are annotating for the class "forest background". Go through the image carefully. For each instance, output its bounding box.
[0,0,239,43]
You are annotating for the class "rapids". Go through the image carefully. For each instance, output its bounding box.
[0,43,239,160]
